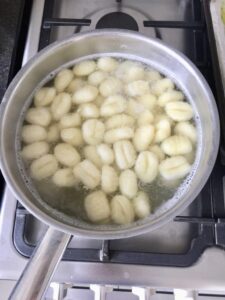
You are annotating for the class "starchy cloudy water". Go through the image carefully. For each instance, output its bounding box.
[19,57,197,225]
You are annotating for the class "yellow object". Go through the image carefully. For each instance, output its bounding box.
[222,0,225,24]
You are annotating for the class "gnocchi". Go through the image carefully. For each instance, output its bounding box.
[133,125,155,152]
[34,87,56,107]
[150,78,174,96]
[161,135,192,156]
[73,159,100,189]
[66,78,85,93]
[84,190,110,222]
[54,143,80,167]
[104,127,134,144]
[137,110,154,126]
[72,85,98,104]
[25,107,51,127]
[135,151,159,183]
[159,156,191,180]
[73,60,96,76]
[97,144,114,165]
[138,93,157,110]
[61,128,84,147]
[83,145,102,168]
[82,119,105,145]
[22,125,47,144]
[126,80,150,97]
[111,195,135,224]
[21,141,49,160]
[101,165,119,194]
[30,154,58,180]
[88,71,107,86]
[59,113,81,129]
[119,169,138,198]
[21,57,197,226]
[133,191,151,219]
[99,77,123,97]
[158,90,184,107]
[54,69,73,92]
[78,103,99,119]
[154,119,171,143]
[105,113,135,130]
[51,93,72,121]
[100,95,126,117]
[165,101,193,121]
[97,57,118,72]
[52,168,76,187]
[47,124,60,143]
[113,140,136,170]
[174,121,197,144]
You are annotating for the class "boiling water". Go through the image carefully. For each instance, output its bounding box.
[17,55,198,225]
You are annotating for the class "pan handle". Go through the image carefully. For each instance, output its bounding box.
[9,227,71,300]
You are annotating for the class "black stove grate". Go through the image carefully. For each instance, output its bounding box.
[10,0,225,267]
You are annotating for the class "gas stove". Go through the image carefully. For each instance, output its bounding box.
[1,0,225,299]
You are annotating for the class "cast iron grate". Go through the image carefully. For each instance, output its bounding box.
[11,0,225,267]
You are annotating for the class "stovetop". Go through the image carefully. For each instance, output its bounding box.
[1,0,225,294]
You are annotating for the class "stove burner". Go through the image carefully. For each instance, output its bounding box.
[96,12,138,31]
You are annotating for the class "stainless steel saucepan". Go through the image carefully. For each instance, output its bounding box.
[0,30,220,300]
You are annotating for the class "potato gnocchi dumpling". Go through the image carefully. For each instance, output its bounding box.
[60,128,84,147]
[83,145,102,168]
[66,78,85,93]
[97,144,114,165]
[111,195,135,224]
[137,110,154,126]
[88,71,107,86]
[73,159,100,189]
[133,191,151,219]
[161,135,192,156]
[54,143,80,167]
[101,165,119,194]
[52,168,76,187]
[25,107,52,127]
[159,156,191,180]
[82,119,105,145]
[133,125,155,152]
[126,80,150,97]
[22,125,47,144]
[135,151,159,183]
[165,101,193,121]
[105,113,135,130]
[47,124,60,143]
[30,154,58,180]
[34,87,56,107]
[78,103,99,119]
[59,113,81,129]
[97,57,118,72]
[113,140,137,170]
[21,57,197,226]
[104,127,134,144]
[73,60,96,76]
[51,92,72,121]
[119,169,138,199]
[54,69,73,92]
[174,121,197,144]
[99,77,123,97]
[21,141,50,160]
[100,95,126,117]
[84,190,110,222]
[138,93,157,110]
[72,85,98,104]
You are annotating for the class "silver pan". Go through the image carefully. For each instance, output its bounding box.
[0,30,220,300]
